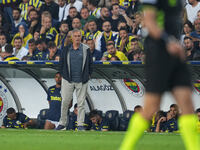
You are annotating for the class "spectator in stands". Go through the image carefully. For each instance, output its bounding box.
[11,22,33,47]
[65,7,80,31]
[184,36,198,60]
[72,17,82,30]
[41,10,59,30]
[84,20,101,41]
[131,48,144,61]
[190,18,200,41]
[126,0,141,17]
[116,27,136,55]
[80,7,96,28]
[117,21,132,34]
[89,110,109,131]
[101,42,128,61]
[47,41,61,60]
[44,72,62,130]
[58,0,67,22]
[70,17,85,39]
[110,4,126,32]
[185,0,200,23]
[131,11,143,37]
[127,38,142,60]
[33,29,40,41]
[19,0,42,21]
[67,103,91,130]
[40,13,58,42]
[55,21,69,50]
[1,44,19,61]
[63,31,73,47]
[27,8,40,35]
[0,11,10,37]
[181,20,194,43]
[87,0,101,19]
[56,29,93,131]
[96,7,111,31]
[86,39,102,61]
[64,0,83,18]
[0,0,20,26]
[13,36,29,60]
[11,8,24,37]
[134,105,143,113]
[0,33,7,50]
[32,39,48,60]
[95,20,118,54]
[1,107,33,129]
[25,38,38,60]
[196,108,200,132]
[40,0,59,21]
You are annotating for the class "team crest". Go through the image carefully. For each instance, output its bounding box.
[121,79,144,97]
[194,80,200,95]
[0,85,8,119]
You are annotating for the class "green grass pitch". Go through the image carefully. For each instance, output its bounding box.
[0,129,189,150]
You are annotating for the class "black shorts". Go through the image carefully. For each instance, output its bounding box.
[144,37,192,94]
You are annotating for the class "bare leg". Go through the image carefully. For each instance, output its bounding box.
[172,87,199,150]
[44,120,55,130]
[120,92,161,150]
[142,92,162,120]
[172,87,194,115]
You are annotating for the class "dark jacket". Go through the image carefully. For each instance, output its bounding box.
[40,1,59,21]
[59,43,93,83]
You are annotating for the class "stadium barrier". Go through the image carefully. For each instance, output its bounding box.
[0,61,200,126]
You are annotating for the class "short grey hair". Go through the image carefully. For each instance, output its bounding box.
[71,29,82,37]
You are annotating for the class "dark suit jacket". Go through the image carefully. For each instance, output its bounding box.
[59,43,93,83]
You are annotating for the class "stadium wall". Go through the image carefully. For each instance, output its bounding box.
[0,61,200,126]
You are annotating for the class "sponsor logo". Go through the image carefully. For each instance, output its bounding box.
[90,85,114,91]
[89,79,114,91]
[121,79,144,97]
[194,80,200,94]
[0,85,8,119]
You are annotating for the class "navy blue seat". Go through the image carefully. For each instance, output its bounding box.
[37,109,49,129]
[105,110,120,131]
[119,110,134,131]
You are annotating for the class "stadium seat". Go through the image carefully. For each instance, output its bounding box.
[36,109,49,129]
[97,110,103,117]
[105,110,120,131]
[119,110,134,131]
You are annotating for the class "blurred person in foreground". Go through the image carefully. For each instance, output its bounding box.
[120,0,200,150]
[196,108,200,132]
[101,42,128,61]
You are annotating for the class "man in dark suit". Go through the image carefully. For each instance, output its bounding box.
[56,29,93,130]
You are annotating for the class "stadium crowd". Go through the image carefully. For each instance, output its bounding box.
[0,0,145,62]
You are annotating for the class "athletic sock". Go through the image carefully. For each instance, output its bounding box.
[179,114,200,150]
[120,113,149,150]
